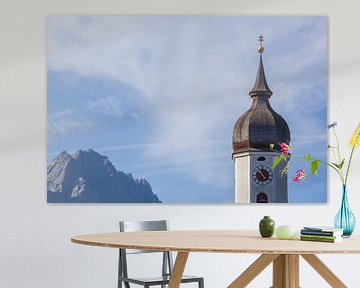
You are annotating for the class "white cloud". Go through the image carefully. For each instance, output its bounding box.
[47,16,327,189]
[48,109,76,120]
[48,118,95,140]
[84,95,124,118]
[48,95,130,142]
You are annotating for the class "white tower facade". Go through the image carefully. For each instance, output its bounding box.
[232,35,290,203]
[234,151,288,203]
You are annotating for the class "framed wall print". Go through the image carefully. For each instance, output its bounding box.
[47,16,327,203]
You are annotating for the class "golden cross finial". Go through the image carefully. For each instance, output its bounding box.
[258,34,264,46]
[258,34,265,54]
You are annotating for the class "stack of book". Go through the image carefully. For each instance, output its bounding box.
[300,226,344,243]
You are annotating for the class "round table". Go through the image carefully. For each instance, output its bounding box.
[72,230,360,288]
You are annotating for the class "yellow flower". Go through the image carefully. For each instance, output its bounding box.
[349,122,360,147]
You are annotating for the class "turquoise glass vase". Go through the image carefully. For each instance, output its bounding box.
[334,185,356,237]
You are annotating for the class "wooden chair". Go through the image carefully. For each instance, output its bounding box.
[118,220,204,288]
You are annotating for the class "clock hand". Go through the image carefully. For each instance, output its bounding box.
[259,170,266,179]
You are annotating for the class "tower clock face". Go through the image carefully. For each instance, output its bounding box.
[252,165,273,185]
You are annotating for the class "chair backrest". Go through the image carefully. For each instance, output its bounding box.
[118,220,173,282]
[119,220,169,254]
[120,220,168,232]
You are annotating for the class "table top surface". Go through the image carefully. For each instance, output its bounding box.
[71,230,360,254]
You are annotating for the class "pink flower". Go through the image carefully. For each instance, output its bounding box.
[279,143,290,155]
[293,169,306,183]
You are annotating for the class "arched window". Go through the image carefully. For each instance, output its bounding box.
[256,192,268,203]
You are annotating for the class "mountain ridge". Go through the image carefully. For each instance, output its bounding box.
[47,149,160,203]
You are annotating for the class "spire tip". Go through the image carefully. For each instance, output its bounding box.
[258,34,265,54]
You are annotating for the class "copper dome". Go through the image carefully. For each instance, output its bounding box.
[232,54,290,154]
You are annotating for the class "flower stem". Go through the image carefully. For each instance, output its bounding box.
[290,155,344,182]
[332,127,345,182]
[318,159,344,183]
[344,129,360,185]
[345,145,357,185]
[330,147,339,165]
[333,127,342,164]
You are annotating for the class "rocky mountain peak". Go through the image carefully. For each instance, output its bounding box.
[47,149,160,203]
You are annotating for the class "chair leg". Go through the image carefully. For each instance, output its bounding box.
[198,278,204,288]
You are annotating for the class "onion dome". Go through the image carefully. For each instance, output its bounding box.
[232,35,290,154]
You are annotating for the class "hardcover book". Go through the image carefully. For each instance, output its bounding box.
[300,234,340,240]
[303,226,344,232]
[301,228,343,237]
[300,236,342,243]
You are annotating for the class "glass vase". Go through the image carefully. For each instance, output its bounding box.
[334,185,356,237]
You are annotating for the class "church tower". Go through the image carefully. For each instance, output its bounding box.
[232,35,291,203]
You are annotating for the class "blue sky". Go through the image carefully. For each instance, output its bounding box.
[47,16,328,203]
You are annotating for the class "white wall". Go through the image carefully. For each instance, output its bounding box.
[1,0,360,287]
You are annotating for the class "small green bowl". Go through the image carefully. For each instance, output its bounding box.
[275,225,297,240]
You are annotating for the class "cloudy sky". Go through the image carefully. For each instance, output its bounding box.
[47,16,328,203]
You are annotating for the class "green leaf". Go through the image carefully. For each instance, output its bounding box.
[269,143,274,149]
[272,155,286,169]
[332,162,341,169]
[310,160,319,175]
[339,158,345,169]
[304,154,311,162]
[332,159,345,169]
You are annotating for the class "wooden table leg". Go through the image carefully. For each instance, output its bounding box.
[228,254,279,288]
[288,255,300,288]
[301,254,347,288]
[168,252,189,288]
[272,254,299,288]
